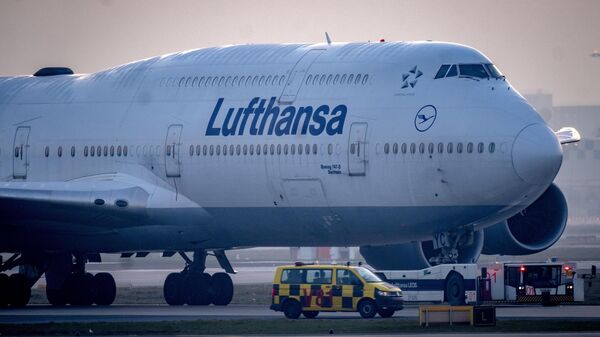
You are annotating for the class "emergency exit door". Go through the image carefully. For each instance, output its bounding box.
[348,123,367,176]
[13,127,30,179]
[165,124,183,177]
[279,49,324,104]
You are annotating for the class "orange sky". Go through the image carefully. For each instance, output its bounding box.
[1,0,599,105]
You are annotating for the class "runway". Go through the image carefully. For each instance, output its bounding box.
[2,304,599,324]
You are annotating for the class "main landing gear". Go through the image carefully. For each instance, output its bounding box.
[163,250,235,306]
[0,253,40,307]
[45,254,116,306]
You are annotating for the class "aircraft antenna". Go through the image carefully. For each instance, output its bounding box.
[325,32,332,46]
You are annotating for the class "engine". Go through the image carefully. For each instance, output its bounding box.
[360,230,484,270]
[482,183,567,255]
[360,183,568,270]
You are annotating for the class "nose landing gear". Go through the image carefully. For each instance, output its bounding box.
[163,249,235,306]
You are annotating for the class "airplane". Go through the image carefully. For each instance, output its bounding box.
[0,39,581,307]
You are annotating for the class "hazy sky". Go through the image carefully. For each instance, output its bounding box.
[1,0,599,106]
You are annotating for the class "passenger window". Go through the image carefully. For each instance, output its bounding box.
[209,145,214,156]
[236,145,241,156]
[393,143,398,154]
[457,143,463,153]
[178,77,185,87]
[428,143,434,154]
[326,74,333,85]
[306,269,332,284]
[57,146,63,157]
[96,146,101,156]
[410,143,416,154]
[212,77,219,86]
[438,142,444,153]
[419,143,425,154]
[279,75,286,86]
[123,146,128,156]
[435,64,451,79]
[362,74,368,85]
[298,144,303,155]
[281,269,305,284]
[71,146,76,157]
[192,77,198,87]
[266,75,272,85]
[478,142,484,153]
[91,146,96,157]
[199,77,206,86]
[259,76,265,86]
[84,146,89,157]
[246,76,252,86]
[216,145,221,156]
[252,76,259,86]
[328,144,334,155]
[319,74,326,85]
[355,74,362,85]
[277,144,281,155]
[312,75,319,86]
[333,74,340,85]
[229,144,234,155]
[203,145,208,156]
[306,75,312,85]
[263,144,268,155]
[218,77,224,87]
[446,65,458,77]
[350,143,356,154]
[166,145,172,156]
[467,142,473,153]
[223,145,228,156]
[283,144,288,155]
[45,146,50,157]
[312,144,317,155]
[489,142,496,153]
[273,75,279,85]
[111,146,116,157]
[290,144,296,155]
[103,146,108,157]
[384,143,389,154]
[249,144,254,155]
[447,143,453,154]
[196,145,201,156]
[336,269,362,286]
[348,74,354,84]
[341,74,347,84]
[226,76,232,86]
[185,77,192,87]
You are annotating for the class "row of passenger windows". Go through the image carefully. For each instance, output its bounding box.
[186,143,320,156]
[39,145,129,158]
[305,73,369,86]
[32,141,496,159]
[163,72,370,89]
[378,142,496,155]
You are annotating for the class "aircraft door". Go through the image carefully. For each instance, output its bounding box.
[13,126,30,179]
[165,124,183,177]
[348,123,368,176]
[279,49,324,104]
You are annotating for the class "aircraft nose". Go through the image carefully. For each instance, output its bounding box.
[512,124,563,185]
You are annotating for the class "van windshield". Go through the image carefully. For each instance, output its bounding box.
[355,267,383,283]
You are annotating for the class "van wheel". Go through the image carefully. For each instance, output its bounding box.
[283,299,302,319]
[445,271,465,306]
[302,311,319,318]
[357,299,377,318]
[378,308,395,318]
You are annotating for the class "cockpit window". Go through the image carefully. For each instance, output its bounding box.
[485,64,504,79]
[459,64,489,79]
[435,64,451,79]
[446,64,458,77]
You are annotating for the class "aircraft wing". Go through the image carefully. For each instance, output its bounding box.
[555,127,581,144]
[0,173,205,232]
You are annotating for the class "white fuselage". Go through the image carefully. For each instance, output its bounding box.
[0,41,561,253]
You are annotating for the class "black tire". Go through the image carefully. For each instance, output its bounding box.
[357,299,377,318]
[378,308,395,318]
[0,274,10,306]
[445,271,465,306]
[46,284,68,306]
[69,273,95,306]
[302,310,319,318]
[211,272,234,306]
[8,273,31,307]
[186,272,213,305]
[283,299,302,319]
[164,272,185,305]
[93,273,116,306]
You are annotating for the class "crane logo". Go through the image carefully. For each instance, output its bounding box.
[414,105,437,132]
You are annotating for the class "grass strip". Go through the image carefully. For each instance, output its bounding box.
[2,318,600,336]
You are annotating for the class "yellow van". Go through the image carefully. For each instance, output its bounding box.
[270,263,403,319]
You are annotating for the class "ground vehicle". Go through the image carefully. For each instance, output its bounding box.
[270,263,403,319]
[484,262,583,305]
[377,264,479,305]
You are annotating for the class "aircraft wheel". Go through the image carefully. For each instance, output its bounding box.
[68,273,95,306]
[357,299,377,318]
[186,272,212,305]
[93,273,116,306]
[211,272,233,306]
[0,274,10,306]
[164,272,185,305]
[445,271,465,306]
[8,274,31,307]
